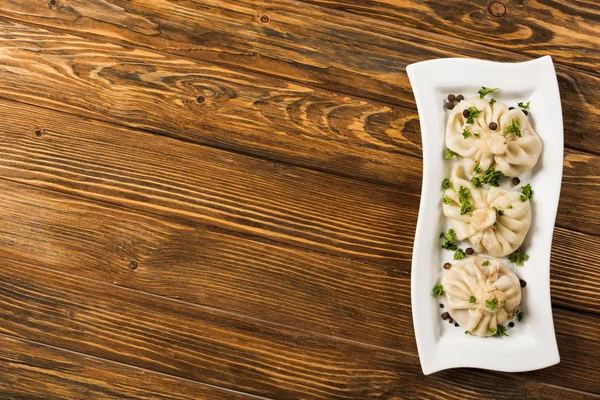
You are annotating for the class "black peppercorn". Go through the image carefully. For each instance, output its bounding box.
[456,94,464,102]
[462,109,470,118]
[441,312,450,320]
[465,247,474,255]
[446,101,455,110]
[522,109,529,116]
[509,106,515,110]
[489,122,498,130]
[509,322,515,327]
[519,279,527,288]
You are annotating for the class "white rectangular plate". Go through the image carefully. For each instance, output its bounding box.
[407,56,562,375]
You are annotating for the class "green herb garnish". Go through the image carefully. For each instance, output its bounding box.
[493,206,504,217]
[440,229,458,251]
[469,296,476,303]
[518,101,530,110]
[487,327,496,334]
[504,118,522,137]
[442,196,452,204]
[517,312,524,322]
[454,248,466,260]
[485,298,498,310]
[489,98,497,105]
[442,178,451,189]
[507,205,513,209]
[465,107,481,124]
[445,148,459,160]
[474,165,481,174]
[471,176,482,187]
[482,260,490,266]
[432,284,444,297]
[478,87,499,99]
[465,330,471,335]
[458,186,473,215]
[497,324,508,337]
[520,184,533,202]
[508,251,529,267]
[481,167,505,187]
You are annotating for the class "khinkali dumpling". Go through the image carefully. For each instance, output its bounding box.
[443,164,531,257]
[446,97,542,177]
[442,256,521,337]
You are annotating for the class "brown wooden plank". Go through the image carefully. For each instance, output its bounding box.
[0,172,595,356]
[0,100,416,267]
[0,1,598,160]
[0,258,598,399]
[299,0,600,77]
[0,335,262,400]
[0,18,424,188]
[0,178,412,351]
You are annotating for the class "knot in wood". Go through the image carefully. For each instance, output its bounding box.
[488,1,506,17]
[260,15,270,23]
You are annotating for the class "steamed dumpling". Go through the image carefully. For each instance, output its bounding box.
[442,256,521,337]
[446,97,542,177]
[443,164,531,257]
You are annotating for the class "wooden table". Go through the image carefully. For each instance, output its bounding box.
[0,1,598,399]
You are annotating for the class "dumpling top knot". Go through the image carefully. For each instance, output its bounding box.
[445,97,542,177]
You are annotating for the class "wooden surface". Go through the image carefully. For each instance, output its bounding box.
[0,1,598,399]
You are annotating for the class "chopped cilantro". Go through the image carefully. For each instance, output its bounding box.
[508,251,529,267]
[507,205,513,209]
[465,107,481,124]
[481,167,505,187]
[474,165,482,174]
[454,248,466,260]
[485,298,498,311]
[489,98,497,105]
[440,229,458,251]
[445,148,459,160]
[469,296,476,303]
[442,196,452,204]
[442,178,451,189]
[518,101,530,110]
[504,119,522,137]
[493,206,504,217]
[482,260,490,266]
[487,327,496,334]
[478,87,499,99]
[458,186,473,215]
[520,184,533,202]
[432,284,444,297]
[462,127,472,139]
[464,330,472,335]
[471,176,482,187]
[517,312,524,322]
[497,324,508,337]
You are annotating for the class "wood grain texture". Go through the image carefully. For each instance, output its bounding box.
[0,95,596,243]
[0,335,261,400]
[0,0,598,159]
[300,0,600,76]
[0,169,596,358]
[0,100,416,266]
[1,259,599,399]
